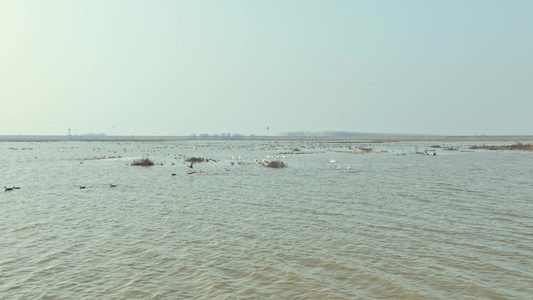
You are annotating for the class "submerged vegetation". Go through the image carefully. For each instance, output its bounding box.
[131,158,154,166]
[264,161,287,168]
[469,142,533,151]
[186,157,205,163]
[186,157,218,163]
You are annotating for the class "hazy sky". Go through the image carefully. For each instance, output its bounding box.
[1,1,532,136]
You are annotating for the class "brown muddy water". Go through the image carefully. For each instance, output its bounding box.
[1,140,532,299]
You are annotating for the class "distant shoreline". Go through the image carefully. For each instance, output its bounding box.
[1,135,533,142]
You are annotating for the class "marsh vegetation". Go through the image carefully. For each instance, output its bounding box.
[264,161,287,168]
[469,142,533,151]
[131,158,154,166]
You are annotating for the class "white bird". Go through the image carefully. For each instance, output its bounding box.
[347,164,351,169]
[330,158,336,163]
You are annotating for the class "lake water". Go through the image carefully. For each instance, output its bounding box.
[1,140,532,299]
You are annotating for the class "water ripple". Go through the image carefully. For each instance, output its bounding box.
[1,141,532,299]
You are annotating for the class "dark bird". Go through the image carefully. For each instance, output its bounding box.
[5,186,14,191]
[79,186,86,189]
[110,184,117,187]
[172,173,176,176]
[13,186,20,189]
[188,162,194,168]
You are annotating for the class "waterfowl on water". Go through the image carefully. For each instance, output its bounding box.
[79,186,86,189]
[5,186,13,191]
[110,184,117,187]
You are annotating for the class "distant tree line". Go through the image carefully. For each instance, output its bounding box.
[283,131,390,137]
[189,133,246,140]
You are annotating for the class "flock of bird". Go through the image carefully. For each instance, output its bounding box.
[330,158,351,170]
[4,186,20,191]
[4,141,373,192]
[79,184,117,189]
[5,184,117,191]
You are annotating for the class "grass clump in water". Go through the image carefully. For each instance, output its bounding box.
[186,157,205,163]
[470,142,533,151]
[131,158,154,166]
[264,161,287,168]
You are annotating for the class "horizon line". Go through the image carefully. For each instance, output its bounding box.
[1,133,533,142]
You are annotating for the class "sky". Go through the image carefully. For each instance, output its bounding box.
[1,0,532,136]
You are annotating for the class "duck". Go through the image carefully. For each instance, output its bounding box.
[5,186,14,191]
[110,184,117,187]
[79,186,86,189]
